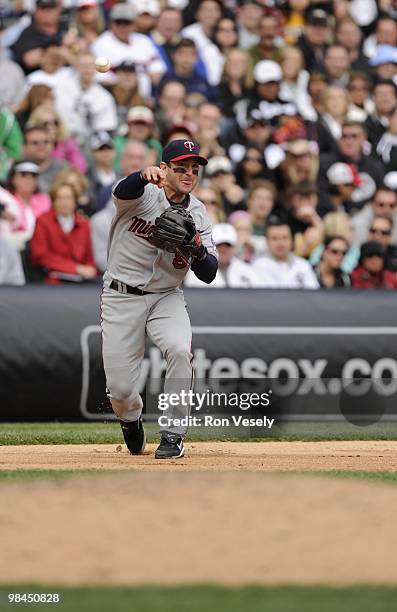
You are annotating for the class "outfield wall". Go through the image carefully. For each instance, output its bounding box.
[1,284,396,421]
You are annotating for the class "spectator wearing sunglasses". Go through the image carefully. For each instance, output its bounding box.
[3,160,51,250]
[367,215,397,272]
[309,211,359,274]
[351,240,397,289]
[25,103,88,173]
[313,236,351,288]
[318,120,385,216]
[235,146,268,191]
[352,187,397,246]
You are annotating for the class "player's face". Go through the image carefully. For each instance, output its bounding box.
[164,160,201,195]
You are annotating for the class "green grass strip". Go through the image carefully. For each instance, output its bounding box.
[0,469,121,481]
[0,585,396,612]
[1,421,397,445]
[300,470,397,484]
[1,469,397,483]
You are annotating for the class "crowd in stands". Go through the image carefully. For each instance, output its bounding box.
[1,0,397,290]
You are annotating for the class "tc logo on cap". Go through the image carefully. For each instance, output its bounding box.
[184,141,195,151]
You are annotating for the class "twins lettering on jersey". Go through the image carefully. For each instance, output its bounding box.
[128,215,154,239]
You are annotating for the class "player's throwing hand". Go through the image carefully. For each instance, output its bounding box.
[141,167,166,188]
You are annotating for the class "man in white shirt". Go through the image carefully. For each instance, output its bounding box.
[185,222,258,288]
[91,3,166,97]
[253,217,319,289]
[54,52,117,143]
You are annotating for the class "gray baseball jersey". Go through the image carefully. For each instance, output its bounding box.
[101,180,217,438]
[103,182,218,291]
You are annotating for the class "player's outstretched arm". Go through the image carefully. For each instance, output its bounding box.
[113,167,165,200]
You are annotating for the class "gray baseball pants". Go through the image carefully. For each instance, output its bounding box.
[101,285,193,437]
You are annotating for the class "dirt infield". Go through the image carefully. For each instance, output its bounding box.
[1,468,397,586]
[0,440,397,471]
[1,441,397,586]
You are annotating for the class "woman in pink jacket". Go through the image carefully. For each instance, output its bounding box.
[4,160,51,249]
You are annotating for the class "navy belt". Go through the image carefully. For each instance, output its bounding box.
[110,280,154,295]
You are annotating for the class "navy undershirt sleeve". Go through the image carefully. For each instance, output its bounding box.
[191,253,218,284]
[113,171,149,200]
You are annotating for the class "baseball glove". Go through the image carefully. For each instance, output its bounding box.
[149,207,206,260]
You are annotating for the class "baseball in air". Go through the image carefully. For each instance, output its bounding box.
[95,57,110,73]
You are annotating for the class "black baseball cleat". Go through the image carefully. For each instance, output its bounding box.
[120,418,146,454]
[155,435,185,459]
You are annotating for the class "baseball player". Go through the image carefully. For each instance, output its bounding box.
[101,140,218,458]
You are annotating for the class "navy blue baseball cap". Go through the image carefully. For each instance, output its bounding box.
[162,139,208,165]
